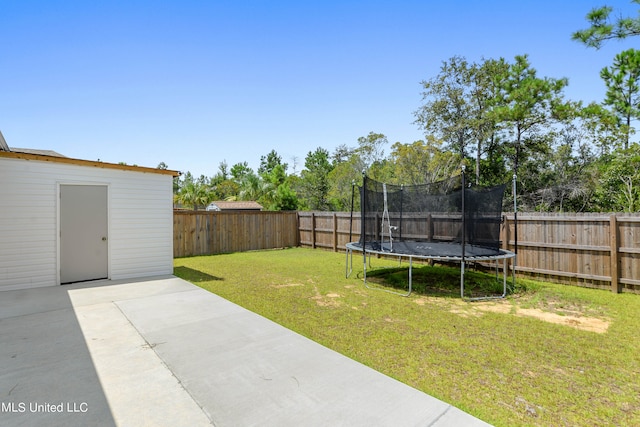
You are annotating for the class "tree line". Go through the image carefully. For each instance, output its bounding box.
[170,3,640,213]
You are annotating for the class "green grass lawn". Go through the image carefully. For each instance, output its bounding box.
[174,247,640,427]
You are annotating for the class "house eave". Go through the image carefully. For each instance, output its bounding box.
[0,151,181,177]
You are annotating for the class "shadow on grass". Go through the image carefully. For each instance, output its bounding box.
[363,264,513,298]
[174,266,223,283]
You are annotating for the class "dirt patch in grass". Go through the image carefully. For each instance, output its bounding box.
[311,287,343,307]
[476,301,610,333]
[270,283,304,289]
[414,297,610,333]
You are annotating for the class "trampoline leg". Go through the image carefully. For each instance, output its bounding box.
[363,256,368,287]
[363,251,411,297]
[345,248,353,278]
[345,249,348,277]
[460,261,465,299]
[463,257,511,301]
[408,256,412,296]
[363,250,375,292]
[503,258,508,296]
[512,257,517,291]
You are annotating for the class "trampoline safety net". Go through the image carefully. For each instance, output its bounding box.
[358,174,506,258]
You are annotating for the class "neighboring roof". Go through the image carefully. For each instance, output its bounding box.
[207,201,263,211]
[0,130,8,151]
[0,150,180,177]
[9,147,67,157]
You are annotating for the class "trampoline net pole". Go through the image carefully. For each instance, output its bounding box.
[361,173,367,269]
[512,173,518,290]
[346,180,356,278]
[461,166,466,298]
[382,183,388,251]
[349,180,355,243]
[399,184,403,241]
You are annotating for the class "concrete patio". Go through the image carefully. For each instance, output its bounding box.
[0,276,491,426]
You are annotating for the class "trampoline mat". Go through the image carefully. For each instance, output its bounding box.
[352,241,501,258]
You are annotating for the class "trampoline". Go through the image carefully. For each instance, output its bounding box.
[345,169,516,299]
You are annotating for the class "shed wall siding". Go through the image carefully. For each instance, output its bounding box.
[0,157,173,291]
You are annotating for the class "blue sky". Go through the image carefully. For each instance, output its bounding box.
[1,0,638,177]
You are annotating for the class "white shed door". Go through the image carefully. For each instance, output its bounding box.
[60,185,108,284]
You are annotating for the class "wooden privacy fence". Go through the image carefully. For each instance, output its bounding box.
[297,211,640,293]
[503,213,640,293]
[173,210,640,293]
[173,211,299,257]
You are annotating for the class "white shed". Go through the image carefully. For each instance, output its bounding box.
[0,148,179,291]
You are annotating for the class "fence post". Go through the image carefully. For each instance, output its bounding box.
[333,213,338,252]
[295,212,301,247]
[502,214,510,272]
[500,215,506,250]
[610,214,620,293]
[311,212,316,249]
